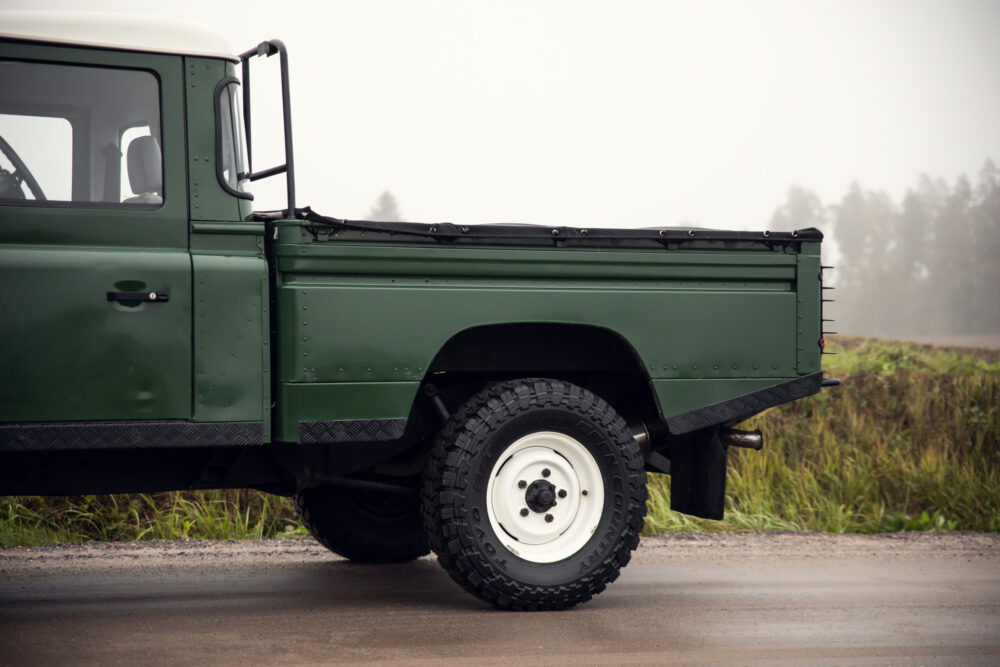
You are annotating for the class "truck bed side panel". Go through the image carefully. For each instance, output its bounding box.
[273,241,802,442]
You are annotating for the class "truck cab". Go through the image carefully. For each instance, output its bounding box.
[0,13,265,435]
[0,12,837,610]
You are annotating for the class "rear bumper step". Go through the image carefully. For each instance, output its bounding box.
[665,371,824,435]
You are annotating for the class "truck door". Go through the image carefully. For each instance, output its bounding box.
[0,46,191,423]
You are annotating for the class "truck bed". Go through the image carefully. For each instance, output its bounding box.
[263,208,826,444]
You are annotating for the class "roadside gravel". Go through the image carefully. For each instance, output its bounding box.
[2,531,996,577]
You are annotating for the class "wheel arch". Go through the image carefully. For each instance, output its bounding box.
[415,322,663,428]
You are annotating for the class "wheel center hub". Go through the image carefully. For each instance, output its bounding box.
[524,479,557,513]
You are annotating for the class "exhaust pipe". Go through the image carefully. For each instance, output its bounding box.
[627,420,650,450]
[718,426,763,450]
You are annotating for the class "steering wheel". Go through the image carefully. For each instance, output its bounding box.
[0,134,46,201]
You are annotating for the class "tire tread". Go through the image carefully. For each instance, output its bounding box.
[295,487,429,564]
[421,378,647,610]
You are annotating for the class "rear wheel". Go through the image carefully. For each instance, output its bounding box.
[422,378,647,610]
[295,484,429,563]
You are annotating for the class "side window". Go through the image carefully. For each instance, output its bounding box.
[0,114,72,201]
[0,59,162,208]
[216,80,251,198]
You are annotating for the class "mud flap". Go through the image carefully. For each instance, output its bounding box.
[669,427,728,520]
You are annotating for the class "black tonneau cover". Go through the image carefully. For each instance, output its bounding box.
[256,206,823,246]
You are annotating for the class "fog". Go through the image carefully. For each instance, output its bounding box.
[3,0,998,338]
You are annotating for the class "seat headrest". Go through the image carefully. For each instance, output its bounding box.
[127,135,162,196]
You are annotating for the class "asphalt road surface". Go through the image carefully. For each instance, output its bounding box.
[1,533,998,665]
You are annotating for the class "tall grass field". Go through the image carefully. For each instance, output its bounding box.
[2,336,997,546]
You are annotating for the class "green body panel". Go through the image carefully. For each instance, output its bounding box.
[0,44,192,422]
[191,252,269,428]
[184,56,271,434]
[796,244,823,375]
[275,274,797,384]
[272,230,822,440]
[185,57,242,223]
[0,247,192,421]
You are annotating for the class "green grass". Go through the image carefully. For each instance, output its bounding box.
[0,491,305,547]
[2,336,998,546]
[824,336,1000,376]
[644,336,1000,534]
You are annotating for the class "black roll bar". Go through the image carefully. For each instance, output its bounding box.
[239,40,296,219]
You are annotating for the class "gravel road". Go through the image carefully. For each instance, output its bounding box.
[1,532,998,665]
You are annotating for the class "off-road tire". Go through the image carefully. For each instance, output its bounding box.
[421,378,647,610]
[295,484,429,563]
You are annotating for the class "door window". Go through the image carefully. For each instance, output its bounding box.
[0,113,72,201]
[216,80,251,198]
[0,60,162,207]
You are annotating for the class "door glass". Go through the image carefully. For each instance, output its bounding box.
[0,114,72,201]
[217,81,250,195]
[0,59,161,207]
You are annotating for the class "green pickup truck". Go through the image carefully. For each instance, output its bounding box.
[0,13,837,609]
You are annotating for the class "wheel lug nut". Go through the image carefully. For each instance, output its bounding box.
[520,508,529,517]
[518,480,527,489]
[541,468,551,478]
[558,489,567,498]
[544,514,554,522]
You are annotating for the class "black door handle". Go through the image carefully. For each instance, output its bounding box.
[107,291,169,303]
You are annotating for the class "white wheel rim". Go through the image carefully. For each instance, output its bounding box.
[485,431,604,564]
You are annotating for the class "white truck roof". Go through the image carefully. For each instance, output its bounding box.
[0,11,237,62]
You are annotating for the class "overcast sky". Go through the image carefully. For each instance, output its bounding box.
[4,0,998,231]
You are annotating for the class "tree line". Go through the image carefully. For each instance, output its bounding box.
[770,160,999,339]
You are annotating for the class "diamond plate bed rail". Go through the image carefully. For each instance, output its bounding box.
[0,421,264,451]
[666,372,824,435]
